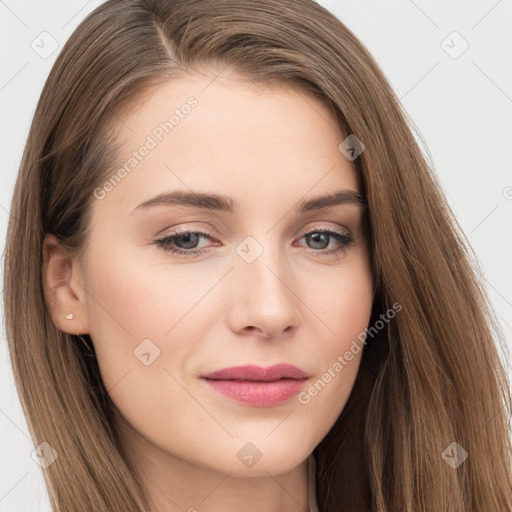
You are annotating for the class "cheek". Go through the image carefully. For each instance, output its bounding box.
[82,247,222,387]
[305,256,374,349]
[326,280,373,353]
[84,245,208,338]
[295,259,373,416]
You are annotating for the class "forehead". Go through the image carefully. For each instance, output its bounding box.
[95,72,360,217]
[116,72,343,144]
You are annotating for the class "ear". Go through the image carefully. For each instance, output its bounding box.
[42,233,90,335]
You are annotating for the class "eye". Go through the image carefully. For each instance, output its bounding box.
[155,226,354,258]
[295,227,354,256]
[155,228,215,258]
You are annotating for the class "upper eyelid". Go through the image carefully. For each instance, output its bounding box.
[159,223,352,239]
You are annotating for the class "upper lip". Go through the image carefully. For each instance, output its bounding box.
[200,364,309,382]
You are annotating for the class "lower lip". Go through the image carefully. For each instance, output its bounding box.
[201,378,308,406]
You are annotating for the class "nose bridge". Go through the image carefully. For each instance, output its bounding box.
[240,236,287,296]
[229,232,301,336]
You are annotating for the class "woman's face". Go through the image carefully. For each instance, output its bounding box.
[67,72,373,479]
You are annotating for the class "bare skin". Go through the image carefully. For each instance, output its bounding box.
[43,70,374,512]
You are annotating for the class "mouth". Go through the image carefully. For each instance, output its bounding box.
[200,364,310,407]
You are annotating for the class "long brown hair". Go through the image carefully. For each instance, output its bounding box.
[4,0,511,510]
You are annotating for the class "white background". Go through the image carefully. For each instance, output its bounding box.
[1,0,511,509]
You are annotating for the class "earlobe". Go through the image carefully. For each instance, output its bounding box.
[42,234,90,335]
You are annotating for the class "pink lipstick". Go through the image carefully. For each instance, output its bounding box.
[200,364,309,407]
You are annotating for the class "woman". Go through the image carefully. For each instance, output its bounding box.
[4,0,511,510]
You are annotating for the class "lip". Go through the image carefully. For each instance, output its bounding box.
[200,364,310,407]
[201,364,309,381]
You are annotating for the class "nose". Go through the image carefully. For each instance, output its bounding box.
[227,242,302,340]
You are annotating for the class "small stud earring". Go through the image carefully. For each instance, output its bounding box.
[65,313,74,320]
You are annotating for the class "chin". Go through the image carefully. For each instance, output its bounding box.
[208,437,312,477]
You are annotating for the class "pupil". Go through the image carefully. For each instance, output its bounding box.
[309,233,328,249]
[178,233,199,249]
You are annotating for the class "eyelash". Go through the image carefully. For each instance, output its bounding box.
[155,226,354,259]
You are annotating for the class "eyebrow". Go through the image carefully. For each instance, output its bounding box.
[132,189,367,215]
